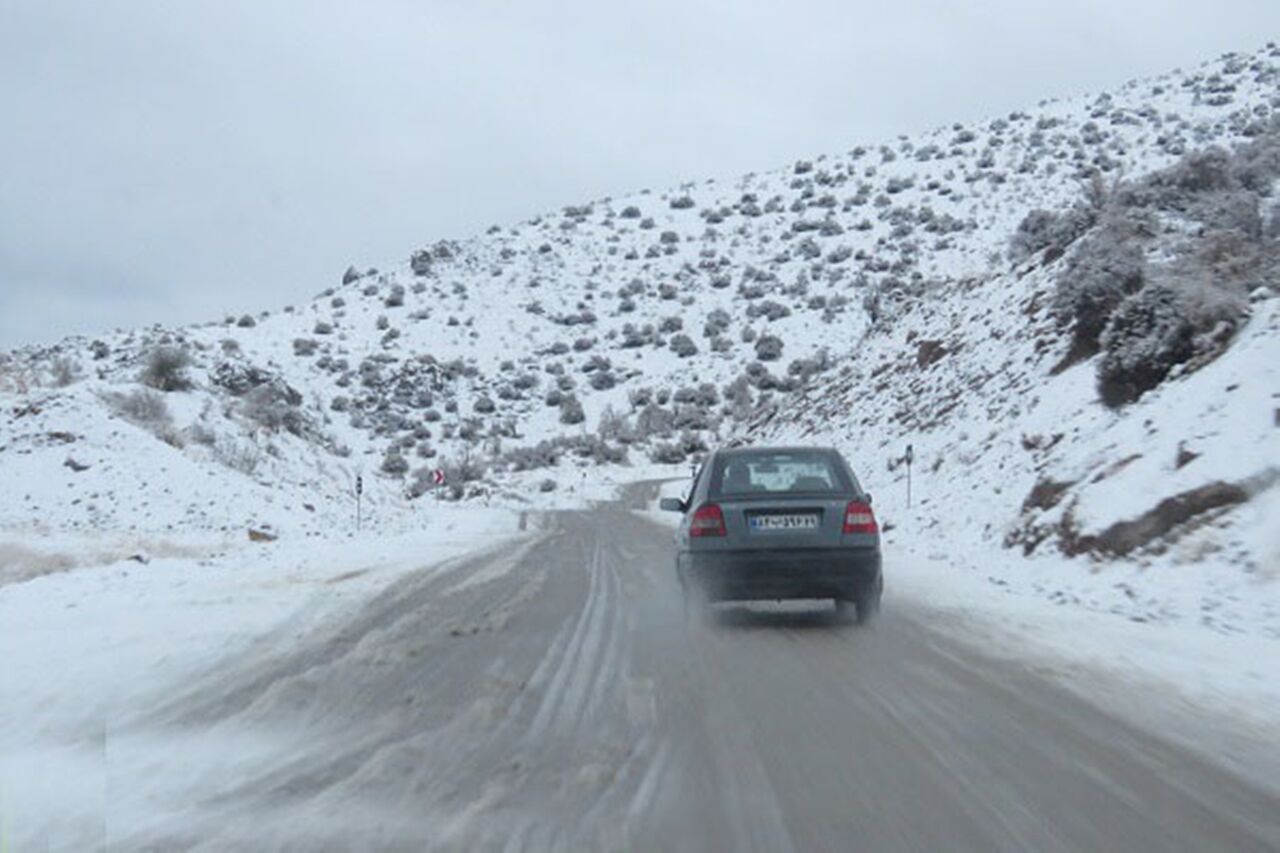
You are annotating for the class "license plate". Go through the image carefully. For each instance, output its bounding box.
[750,514,819,531]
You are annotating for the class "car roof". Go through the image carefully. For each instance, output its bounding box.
[715,445,840,458]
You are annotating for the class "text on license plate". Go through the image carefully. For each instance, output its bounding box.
[750,514,819,530]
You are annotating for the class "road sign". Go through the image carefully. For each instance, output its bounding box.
[431,468,446,486]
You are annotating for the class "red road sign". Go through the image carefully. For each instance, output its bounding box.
[432,468,446,486]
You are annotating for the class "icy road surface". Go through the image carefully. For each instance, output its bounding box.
[61,486,1280,850]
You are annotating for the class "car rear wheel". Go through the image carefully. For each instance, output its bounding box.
[682,582,710,625]
[854,578,883,625]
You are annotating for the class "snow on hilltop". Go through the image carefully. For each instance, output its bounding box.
[2,44,1278,633]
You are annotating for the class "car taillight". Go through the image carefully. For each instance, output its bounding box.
[690,503,726,537]
[842,500,877,534]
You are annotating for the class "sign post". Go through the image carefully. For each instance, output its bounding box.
[904,444,914,508]
[355,474,364,532]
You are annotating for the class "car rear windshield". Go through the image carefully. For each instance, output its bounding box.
[710,450,851,497]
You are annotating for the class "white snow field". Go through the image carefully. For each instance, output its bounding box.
[1,42,1279,850]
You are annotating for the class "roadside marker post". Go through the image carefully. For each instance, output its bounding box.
[356,473,364,532]
[906,440,916,507]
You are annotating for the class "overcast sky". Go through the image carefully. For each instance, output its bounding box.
[2,1,1277,349]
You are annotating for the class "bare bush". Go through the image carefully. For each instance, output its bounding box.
[241,383,308,436]
[140,346,194,392]
[50,356,83,387]
[212,436,261,475]
[105,388,171,427]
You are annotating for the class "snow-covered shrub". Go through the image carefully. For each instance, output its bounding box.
[559,394,585,425]
[634,403,675,439]
[50,356,82,387]
[670,195,695,209]
[410,250,432,275]
[385,284,406,308]
[443,453,487,486]
[747,300,791,321]
[1160,146,1234,195]
[314,321,334,335]
[212,436,260,475]
[703,309,730,338]
[1009,205,1096,262]
[673,403,714,431]
[140,346,194,392]
[582,354,612,374]
[293,338,318,356]
[1101,273,1247,407]
[241,382,307,437]
[754,334,784,361]
[620,205,642,218]
[236,314,256,328]
[628,387,653,409]
[1052,219,1146,358]
[105,388,171,427]
[649,442,686,464]
[474,395,496,414]
[1096,285,1195,406]
[669,334,698,358]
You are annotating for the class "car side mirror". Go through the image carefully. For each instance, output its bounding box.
[864,492,873,505]
[659,497,686,513]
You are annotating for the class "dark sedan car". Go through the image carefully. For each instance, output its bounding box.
[661,446,883,623]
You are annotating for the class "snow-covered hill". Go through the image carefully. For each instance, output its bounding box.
[3,45,1278,634]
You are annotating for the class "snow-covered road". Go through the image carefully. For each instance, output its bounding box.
[4,483,1279,851]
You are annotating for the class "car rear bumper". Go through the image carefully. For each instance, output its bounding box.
[680,547,881,602]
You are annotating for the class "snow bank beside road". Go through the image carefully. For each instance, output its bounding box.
[0,506,525,851]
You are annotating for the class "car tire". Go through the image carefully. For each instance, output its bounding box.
[854,582,882,626]
[683,583,715,626]
[681,582,699,623]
